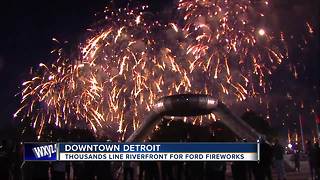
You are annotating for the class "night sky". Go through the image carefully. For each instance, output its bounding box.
[0,0,319,139]
[0,0,107,134]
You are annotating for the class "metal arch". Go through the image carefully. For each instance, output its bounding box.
[126,94,262,142]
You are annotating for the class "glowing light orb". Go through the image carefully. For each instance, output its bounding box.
[258,29,266,36]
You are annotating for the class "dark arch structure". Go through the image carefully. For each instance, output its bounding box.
[126,94,262,142]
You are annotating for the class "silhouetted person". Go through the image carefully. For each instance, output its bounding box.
[172,161,183,180]
[205,161,226,180]
[12,142,23,180]
[139,161,159,180]
[83,162,95,180]
[251,141,272,180]
[306,140,316,180]
[123,162,134,180]
[161,161,174,180]
[293,149,300,172]
[52,161,66,180]
[32,162,50,180]
[260,140,273,180]
[252,161,264,180]
[273,139,286,180]
[21,161,33,180]
[231,161,248,180]
[95,161,113,180]
[313,142,320,180]
[186,161,204,180]
[72,161,84,180]
[0,140,10,180]
[246,158,256,180]
[139,161,146,180]
[65,162,71,180]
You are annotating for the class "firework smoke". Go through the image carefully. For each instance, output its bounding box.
[15,0,296,138]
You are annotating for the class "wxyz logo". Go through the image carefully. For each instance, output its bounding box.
[32,144,57,159]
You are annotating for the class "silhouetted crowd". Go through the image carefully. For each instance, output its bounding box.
[2,137,320,180]
[306,140,320,180]
[1,119,320,180]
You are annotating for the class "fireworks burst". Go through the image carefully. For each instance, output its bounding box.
[177,0,288,100]
[15,0,299,139]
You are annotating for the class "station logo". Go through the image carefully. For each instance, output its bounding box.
[24,143,57,161]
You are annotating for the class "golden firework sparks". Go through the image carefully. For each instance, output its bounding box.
[15,0,300,139]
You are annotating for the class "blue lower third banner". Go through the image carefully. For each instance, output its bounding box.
[24,142,259,161]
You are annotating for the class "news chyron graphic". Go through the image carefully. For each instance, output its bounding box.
[24,142,259,161]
